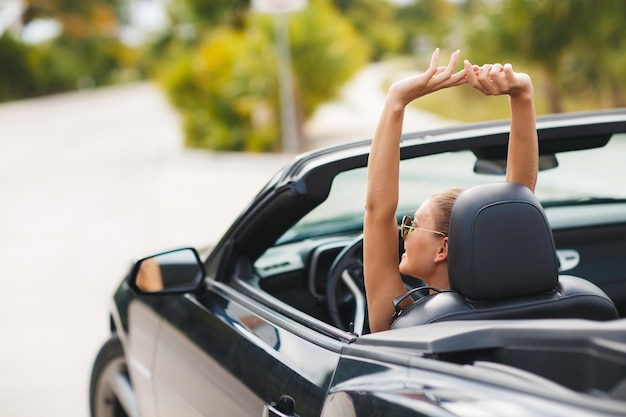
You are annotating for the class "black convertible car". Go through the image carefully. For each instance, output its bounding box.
[90,109,626,417]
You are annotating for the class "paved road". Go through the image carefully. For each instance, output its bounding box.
[0,64,454,416]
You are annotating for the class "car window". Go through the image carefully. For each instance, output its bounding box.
[536,133,626,203]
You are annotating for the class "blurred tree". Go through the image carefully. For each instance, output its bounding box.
[0,0,142,102]
[155,0,368,152]
[157,27,279,151]
[286,0,370,118]
[0,34,39,100]
[144,0,248,69]
[395,0,459,56]
[564,0,626,108]
[180,0,248,26]
[21,0,119,38]
[463,0,626,112]
[331,0,404,60]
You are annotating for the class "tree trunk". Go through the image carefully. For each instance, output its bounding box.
[543,69,563,114]
[611,81,626,108]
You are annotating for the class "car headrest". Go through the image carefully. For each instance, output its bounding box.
[448,182,558,300]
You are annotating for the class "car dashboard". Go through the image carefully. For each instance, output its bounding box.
[253,233,361,327]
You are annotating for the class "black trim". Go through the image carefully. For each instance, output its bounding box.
[213,278,356,346]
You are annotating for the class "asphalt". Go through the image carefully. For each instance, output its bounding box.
[0,63,455,417]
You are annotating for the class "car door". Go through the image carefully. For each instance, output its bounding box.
[150,279,344,417]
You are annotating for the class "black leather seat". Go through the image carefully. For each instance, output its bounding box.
[392,182,619,329]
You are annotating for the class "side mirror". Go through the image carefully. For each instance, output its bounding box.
[128,248,205,295]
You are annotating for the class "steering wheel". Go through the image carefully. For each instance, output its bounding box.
[326,235,366,333]
[326,234,426,333]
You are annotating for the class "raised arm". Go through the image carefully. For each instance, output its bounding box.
[464,61,538,191]
[364,49,467,332]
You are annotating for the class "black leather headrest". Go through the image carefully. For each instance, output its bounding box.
[448,182,558,300]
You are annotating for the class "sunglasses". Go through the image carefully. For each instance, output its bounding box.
[400,215,447,240]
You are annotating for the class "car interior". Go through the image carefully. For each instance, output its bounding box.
[245,133,626,331]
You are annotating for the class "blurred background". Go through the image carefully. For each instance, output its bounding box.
[1,1,625,416]
[2,0,626,152]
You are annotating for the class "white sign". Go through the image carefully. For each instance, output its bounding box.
[252,0,307,13]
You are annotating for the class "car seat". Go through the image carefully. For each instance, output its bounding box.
[391,182,619,329]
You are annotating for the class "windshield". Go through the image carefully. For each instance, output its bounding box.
[536,133,626,204]
[276,150,487,244]
[276,133,626,244]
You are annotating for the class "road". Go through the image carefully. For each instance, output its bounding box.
[0,64,454,416]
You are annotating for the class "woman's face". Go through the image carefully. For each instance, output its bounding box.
[399,199,447,282]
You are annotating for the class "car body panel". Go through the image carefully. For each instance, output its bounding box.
[120,279,346,416]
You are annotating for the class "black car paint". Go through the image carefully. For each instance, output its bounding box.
[103,109,626,417]
[110,277,626,416]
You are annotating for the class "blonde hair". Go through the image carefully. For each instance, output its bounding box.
[429,188,464,237]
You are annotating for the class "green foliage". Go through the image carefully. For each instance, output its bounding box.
[45,34,136,85]
[0,0,143,102]
[395,0,459,55]
[155,0,369,152]
[157,27,279,151]
[332,0,404,60]
[560,0,626,107]
[284,0,370,118]
[460,0,626,113]
[179,0,248,25]
[0,31,142,102]
[0,34,40,101]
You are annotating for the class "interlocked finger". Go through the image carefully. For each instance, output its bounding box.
[465,62,490,95]
[478,64,502,95]
[489,63,510,92]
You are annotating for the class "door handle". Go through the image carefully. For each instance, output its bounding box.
[263,395,299,417]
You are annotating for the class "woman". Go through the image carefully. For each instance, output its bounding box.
[363,49,537,333]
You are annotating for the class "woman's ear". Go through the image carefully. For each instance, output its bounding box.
[434,237,448,263]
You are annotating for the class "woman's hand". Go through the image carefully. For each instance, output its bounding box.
[388,49,468,107]
[464,61,538,193]
[464,61,533,100]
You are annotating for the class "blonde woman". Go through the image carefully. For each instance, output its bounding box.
[364,49,538,332]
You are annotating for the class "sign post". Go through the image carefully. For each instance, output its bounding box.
[252,0,307,153]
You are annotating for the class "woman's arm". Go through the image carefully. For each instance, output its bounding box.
[364,49,467,332]
[464,62,538,191]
